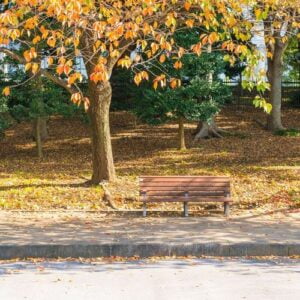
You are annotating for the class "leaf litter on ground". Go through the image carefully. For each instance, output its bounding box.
[0,107,299,217]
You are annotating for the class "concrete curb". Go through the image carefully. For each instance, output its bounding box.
[1,243,299,259]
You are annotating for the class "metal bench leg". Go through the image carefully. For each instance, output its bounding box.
[143,202,147,217]
[224,202,230,217]
[184,202,188,217]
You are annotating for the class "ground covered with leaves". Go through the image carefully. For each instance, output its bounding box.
[0,107,299,216]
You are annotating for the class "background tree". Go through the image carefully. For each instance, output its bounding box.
[0,93,11,140]
[0,68,84,156]
[254,0,300,131]
[133,30,231,148]
[134,77,230,149]
[283,38,300,81]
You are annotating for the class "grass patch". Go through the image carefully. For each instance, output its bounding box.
[275,128,300,137]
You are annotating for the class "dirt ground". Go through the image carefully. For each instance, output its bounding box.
[0,106,299,216]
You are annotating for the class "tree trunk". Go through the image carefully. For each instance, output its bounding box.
[193,117,223,141]
[178,117,186,150]
[88,81,116,184]
[193,44,223,141]
[79,30,131,184]
[32,117,48,141]
[35,116,43,159]
[266,32,287,131]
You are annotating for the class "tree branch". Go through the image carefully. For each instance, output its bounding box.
[0,47,76,94]
[39,69,76,94]
[0,47,26,64]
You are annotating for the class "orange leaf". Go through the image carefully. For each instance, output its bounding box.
[184,2,191,11]
[2,87,10,96]
[159,54,166,63]
[47,37,56,48]
[174,61,183,69]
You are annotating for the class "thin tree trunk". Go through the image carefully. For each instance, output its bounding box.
[194,44,223,141]
[88,81,116,184]
[267,42,285,131]
[264,17,288,132]
[32,117,48,141]
[178,117,186,150]
[35,116,43,159]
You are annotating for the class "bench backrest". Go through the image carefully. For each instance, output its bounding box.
[139,176,230,202]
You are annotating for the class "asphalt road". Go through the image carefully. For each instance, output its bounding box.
[0,258,299,300]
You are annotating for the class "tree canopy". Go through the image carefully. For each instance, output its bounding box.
[0,0,259,97]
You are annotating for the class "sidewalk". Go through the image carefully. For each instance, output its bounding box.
[1,211,299,259]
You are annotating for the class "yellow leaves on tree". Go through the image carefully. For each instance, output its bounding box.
[159,54,166,63]
[170,78,181,89]
[117,56,132,69]
[2,86,10,96]
[71,92,90,111]
[134,71,149,86]
[68,72,83,85]
[0,0,289,100]
[23,48,37,62]
[90,65,109,83]
[174,61,183,70]
[47,37,56,48]
[153,74,166,90]
[56,59,73,76]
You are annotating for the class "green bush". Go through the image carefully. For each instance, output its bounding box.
[288,90,300,108]
[132,29,231,125]
[0,96,11,138]
[134,78,231,125]
[0,70,86,123]
[0,116,10,139]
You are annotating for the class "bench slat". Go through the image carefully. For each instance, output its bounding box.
[140,176,229,178]
[143,196,231,203]
[141,186,230,192]
[141,191,225,196]
[140,177,229,183]
[140,182,230,187]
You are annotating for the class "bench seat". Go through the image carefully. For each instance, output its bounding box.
[139,176,232,217]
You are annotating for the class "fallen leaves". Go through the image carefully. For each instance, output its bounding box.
[0,107,299,215]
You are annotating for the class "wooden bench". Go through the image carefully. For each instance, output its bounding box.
[139,176,231,217]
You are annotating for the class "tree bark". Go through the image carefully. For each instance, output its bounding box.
[79,32,132,184]
[193,44,223,141]
[266,40,286,131]
[193,117,223,141]
[32,117,48,141]
[88,81,116,184]
[178,117,186,150]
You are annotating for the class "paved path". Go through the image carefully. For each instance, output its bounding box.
[1,211,299,245]
[0,258,299,300]
[0,211,299,258]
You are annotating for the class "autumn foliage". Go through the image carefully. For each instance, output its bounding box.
[0,0,255,98]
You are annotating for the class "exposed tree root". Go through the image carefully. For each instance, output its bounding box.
[253,118,267,130]
[253,118,286,132]
[102,185,119,210]
[193,119,227,142]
